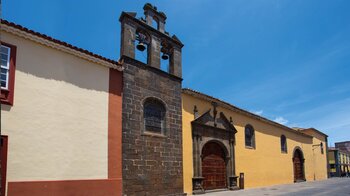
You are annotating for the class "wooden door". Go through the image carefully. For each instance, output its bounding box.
[202,142,226,190]
[293,150,304,181]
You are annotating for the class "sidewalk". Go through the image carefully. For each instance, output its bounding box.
[203,178,350,196]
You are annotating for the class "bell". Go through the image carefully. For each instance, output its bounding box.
[161,53,169,60]
[136,42,146,51]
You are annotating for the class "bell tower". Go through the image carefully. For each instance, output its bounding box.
[120,3,183,77]
[119,4,185,196]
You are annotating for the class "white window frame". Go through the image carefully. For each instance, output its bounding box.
[0,45,11,90]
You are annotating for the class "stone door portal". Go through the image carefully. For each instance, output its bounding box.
[191,107,239,194]
[202,142,227,190]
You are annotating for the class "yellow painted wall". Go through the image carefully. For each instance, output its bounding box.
[341,153,345,164]
[339,152,350,164]
[328,150,336,173]
[182,93,195,194]
[338,152,350,174]
[182,93,328,195]
[301,129,328,180]
[328,151,335,164]
[1,32,110,181]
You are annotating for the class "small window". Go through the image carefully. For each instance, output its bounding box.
[143,98,165,134]
[320,142,324,154]
[1,45,10,89]
[281,135,287,153]
[0,42,16,105]
[245,124,255,148]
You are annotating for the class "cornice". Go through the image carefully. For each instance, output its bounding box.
[120,55,183,82]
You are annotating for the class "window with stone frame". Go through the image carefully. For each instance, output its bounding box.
[281,135,287,153]
[1,42,16,105]
[245,124,255,148]
[143,98,165,134]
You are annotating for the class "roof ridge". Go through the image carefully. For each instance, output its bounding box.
[182,88,317,138]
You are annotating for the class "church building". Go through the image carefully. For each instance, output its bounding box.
[1,3,329,196]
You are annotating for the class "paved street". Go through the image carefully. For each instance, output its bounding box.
[204,178,350,196]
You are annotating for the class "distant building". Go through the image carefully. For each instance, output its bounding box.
[335,141,350,153]
[329,147,350,177]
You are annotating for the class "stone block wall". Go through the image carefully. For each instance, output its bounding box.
[121,56,184,196]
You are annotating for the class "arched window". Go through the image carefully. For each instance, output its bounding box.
[143,98,165,134]
[245,124,255,148]
[281,135,287,153]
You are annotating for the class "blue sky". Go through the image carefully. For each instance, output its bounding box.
[3,0,350,145]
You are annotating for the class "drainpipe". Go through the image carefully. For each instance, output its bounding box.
[325,137,330,178]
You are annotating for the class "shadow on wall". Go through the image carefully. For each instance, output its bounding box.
[305,130,326,142]
[2,104,12,111]
[13,34,111,93]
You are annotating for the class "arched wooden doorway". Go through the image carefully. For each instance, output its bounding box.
[293,148,305,182]
[202,141,227,190]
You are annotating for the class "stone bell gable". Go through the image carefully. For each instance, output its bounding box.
[119,4,185,196]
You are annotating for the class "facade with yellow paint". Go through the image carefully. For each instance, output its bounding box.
[339,152,350,176]
[182,89,328,195]
[328,147,350,177]
[328,148,337,176]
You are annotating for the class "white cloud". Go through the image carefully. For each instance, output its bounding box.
[252,110,263,115]
[274,117,289,125]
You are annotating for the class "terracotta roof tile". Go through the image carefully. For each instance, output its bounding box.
[1,19,122,68]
